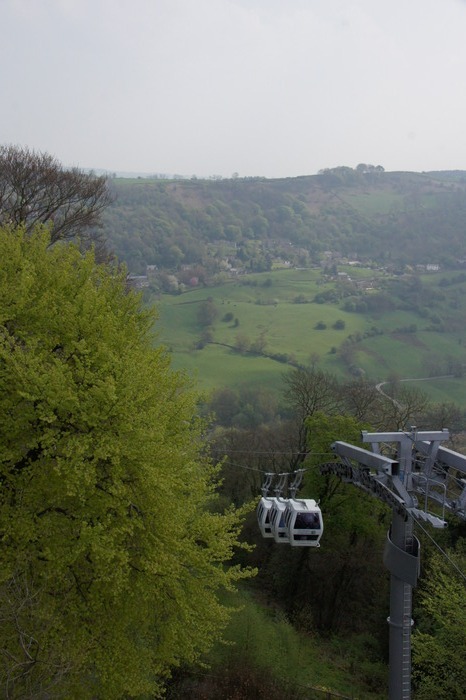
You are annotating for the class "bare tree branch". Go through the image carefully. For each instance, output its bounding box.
[0,145,113,249]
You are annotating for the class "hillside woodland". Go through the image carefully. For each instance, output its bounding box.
[102,167,466,275]
[100,167,466,413]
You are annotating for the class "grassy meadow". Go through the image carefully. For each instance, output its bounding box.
[151,268,466,408]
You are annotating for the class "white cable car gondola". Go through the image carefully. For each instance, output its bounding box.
[257,496,275,538]
[269,498,290,543]
[284,499,323,547]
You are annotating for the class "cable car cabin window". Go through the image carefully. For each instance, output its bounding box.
[295,512,321,529]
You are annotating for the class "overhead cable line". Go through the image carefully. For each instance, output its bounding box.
[221,459,313,475]
[220,460,268,473]
[210,448,318,456]
[414,518,466,583]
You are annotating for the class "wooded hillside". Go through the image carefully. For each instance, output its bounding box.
[102,168,466,274]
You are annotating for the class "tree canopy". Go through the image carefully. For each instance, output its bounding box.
[0,227,252,698]
[413,545,466,700]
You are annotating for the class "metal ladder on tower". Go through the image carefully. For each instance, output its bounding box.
[400,520,415,699]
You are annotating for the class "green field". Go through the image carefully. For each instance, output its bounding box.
[150,268,466,408]
[166,344,287,394]
[399,376,466,406]
[341,190,406,216]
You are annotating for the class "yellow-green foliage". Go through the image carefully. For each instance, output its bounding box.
[0,227,254,698]
[412,545,466,700]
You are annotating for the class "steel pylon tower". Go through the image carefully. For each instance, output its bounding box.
[320,428,466,700]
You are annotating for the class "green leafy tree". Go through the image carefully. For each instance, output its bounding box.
[333,318,345,330]
[209,387,241,426]
[0,227,252,699]
[197,299,218,327]
[412,546,466,700]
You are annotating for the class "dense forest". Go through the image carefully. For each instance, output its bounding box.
[102,167,466,275]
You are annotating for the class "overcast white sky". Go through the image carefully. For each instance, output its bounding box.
[2,0,466,178]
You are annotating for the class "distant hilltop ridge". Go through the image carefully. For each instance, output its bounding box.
[87,166,466,182]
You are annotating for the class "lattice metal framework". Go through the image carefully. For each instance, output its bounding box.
[320,429,466,700]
